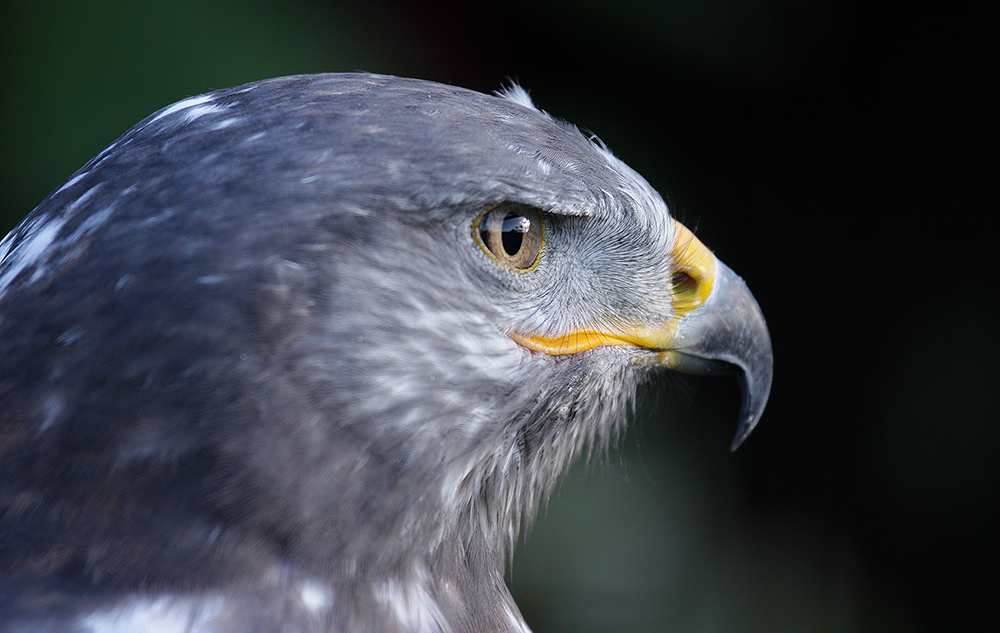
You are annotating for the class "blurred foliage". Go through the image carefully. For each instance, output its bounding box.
[1,1,388,225]
[1,1,994,631]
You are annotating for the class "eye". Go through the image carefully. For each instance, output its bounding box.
[475,203,544,271]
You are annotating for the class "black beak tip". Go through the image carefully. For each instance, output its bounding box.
[730,414,759,451]
[729,361,772,451]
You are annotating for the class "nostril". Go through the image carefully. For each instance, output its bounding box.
[672,270,698,298]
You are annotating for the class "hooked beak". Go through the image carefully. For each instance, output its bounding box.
[660,221,773,449]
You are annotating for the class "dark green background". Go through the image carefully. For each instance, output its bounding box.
[2,2,995,631]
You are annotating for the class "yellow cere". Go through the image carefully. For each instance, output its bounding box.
[667,219,716,317]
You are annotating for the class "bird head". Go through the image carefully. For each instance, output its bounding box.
[0,73,771,629]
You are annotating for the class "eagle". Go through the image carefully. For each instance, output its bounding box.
[0,73,771,632]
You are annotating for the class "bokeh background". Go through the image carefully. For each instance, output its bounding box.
[1,1,994,631]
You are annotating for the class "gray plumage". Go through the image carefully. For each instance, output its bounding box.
[0,73,771,632]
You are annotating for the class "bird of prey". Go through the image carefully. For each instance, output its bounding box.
[0,73,771,632]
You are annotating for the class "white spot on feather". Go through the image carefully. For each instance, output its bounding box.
[39,393,65,433]
[52,171,88,196]
[144,94,229,129]
[211,118,239,130]
[0,184,113,296]
[298,580,332,615]
[63,205,115,252]
[78,596,224,633]
[496,84,536,110]
[505,602,532,633]
[374,564,453,633]
[0,226,20,263]
[147,94,214,123]
[0,215,66,297]
[182,103,227,123]
[62,184,104,217]
[195,274,228,284]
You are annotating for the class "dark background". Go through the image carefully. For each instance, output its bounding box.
[1,2,995,631]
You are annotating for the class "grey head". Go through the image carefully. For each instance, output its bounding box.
[0,73,771,632]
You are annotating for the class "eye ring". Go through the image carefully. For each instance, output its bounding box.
[474,203,544,271]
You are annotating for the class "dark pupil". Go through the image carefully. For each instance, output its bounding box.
[501,212,527,256]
